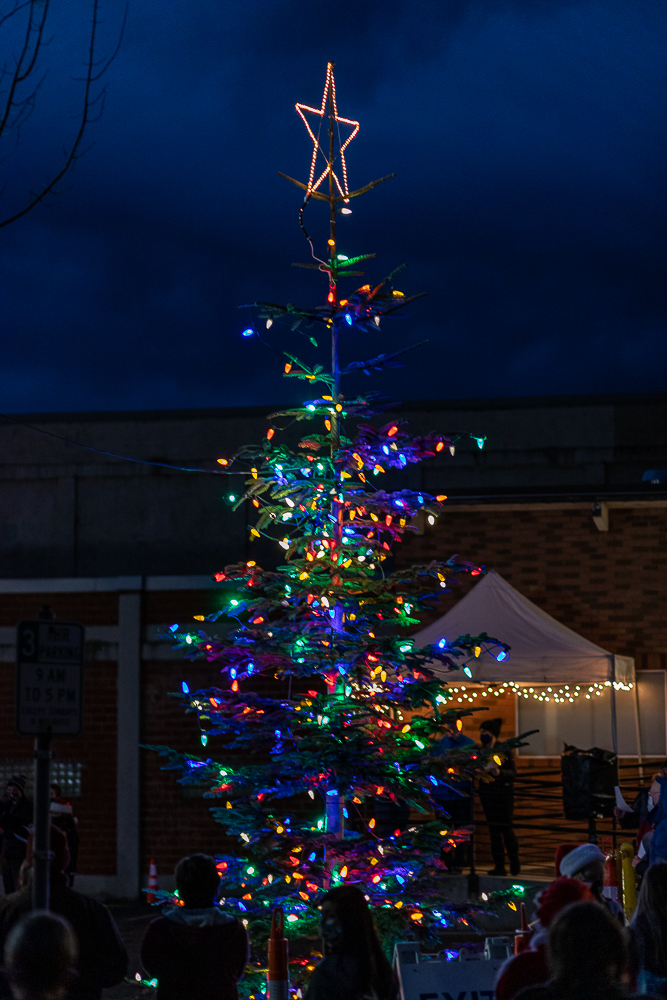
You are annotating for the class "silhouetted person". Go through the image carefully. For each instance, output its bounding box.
[515,901,649,1000]
[478,718,519,876]
[0,778,32,896]
[141,853,248,1000]
[305,885,398,1000]
[0,826,127,1000]
[2,911,77,1000]
[629,861,667,995]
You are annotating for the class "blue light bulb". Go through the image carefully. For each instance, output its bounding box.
[230,668,237,679]
[496,650,506,661]
[242,328,254,337]
[247,662,254,675]
[344,314,353,325]
[169,623,179,632]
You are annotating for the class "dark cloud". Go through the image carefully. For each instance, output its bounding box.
[1,0,665,413]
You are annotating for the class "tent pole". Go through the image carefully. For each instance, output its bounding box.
[633,671,644,782]
[610,656,618,756]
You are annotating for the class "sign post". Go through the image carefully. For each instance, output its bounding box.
[16,617,84,910]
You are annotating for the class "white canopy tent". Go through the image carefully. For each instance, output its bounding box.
[413,570,634,686]
[413,571,639,755]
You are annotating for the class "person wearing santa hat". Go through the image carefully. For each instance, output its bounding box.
[558,843,624,922]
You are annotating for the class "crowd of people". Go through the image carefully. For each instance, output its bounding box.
[3,766,667,999]
[0,841,666,1000]
[497,861,667,1000]
[0,777,79,896]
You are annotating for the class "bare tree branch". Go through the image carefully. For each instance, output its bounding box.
[0,0,126,230]
[0,1,50,142]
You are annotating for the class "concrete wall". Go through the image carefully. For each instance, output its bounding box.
[2,392,666,579]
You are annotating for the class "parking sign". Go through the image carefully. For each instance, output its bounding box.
[16,621,84,736]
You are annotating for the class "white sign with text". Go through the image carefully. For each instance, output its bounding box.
[16,621,84,736]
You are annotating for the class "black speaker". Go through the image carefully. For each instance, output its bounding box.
[561,744,618,820]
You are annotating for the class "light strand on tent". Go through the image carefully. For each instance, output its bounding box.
[451,680,633,706]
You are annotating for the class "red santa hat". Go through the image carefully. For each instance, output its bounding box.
[536,877,595,928]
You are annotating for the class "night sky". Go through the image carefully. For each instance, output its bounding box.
[2,0,665,415]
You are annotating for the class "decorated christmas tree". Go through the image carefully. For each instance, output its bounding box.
[149,63,528,993]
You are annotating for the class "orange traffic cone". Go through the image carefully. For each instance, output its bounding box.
[267,907,289,1000]
[514,901,531,954]
[146,858,158,904]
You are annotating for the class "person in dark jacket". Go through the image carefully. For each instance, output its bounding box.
[477,718,520,876]
[496,878,594,1000]
[0,777,32,896]
[629,861,667,996]
[0,826,127,1000]
[141,853,248,1000]
[615,760,667,829]
[2,911,78,1000]
[647,775,667,867]
[305,885,398,1000]
[515,901,651,1000]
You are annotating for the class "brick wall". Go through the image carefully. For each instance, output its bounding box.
[398,506,667,659]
